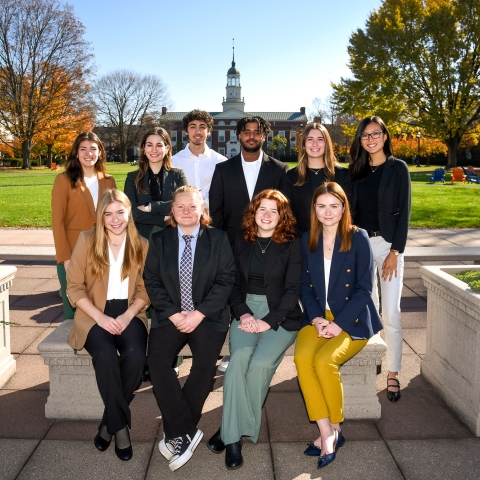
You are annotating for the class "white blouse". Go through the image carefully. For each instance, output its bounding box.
[324,257,332,311]
[106,236,129,300]
[84,174,99,209]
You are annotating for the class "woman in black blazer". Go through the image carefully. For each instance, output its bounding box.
[124,127,187,240]
[294,182,382,470]
[144,186,235,472]
[207,189,302,470]
[285,122,351,235]
[349,116,411,402]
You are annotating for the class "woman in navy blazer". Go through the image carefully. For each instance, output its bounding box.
[294,182,382,470]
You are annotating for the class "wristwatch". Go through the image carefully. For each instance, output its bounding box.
[391,249,399,256]
[144,202,151,212]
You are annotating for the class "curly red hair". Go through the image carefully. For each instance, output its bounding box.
[243,189,296,244]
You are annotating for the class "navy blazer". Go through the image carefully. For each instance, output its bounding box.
[301,228,382,339]
[229,234,303,331]
[143,225,235,333]
[351,156,411,253]
[209,152,289,245]
[124,168,187,239]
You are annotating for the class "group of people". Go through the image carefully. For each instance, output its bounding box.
[51,110,411,471]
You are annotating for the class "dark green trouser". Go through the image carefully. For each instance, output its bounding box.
[57,263,75,320]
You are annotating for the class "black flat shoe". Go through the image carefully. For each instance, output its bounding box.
[114,427,133,461]
[225,440,243,470]
[207,428,225,454]
[305,430,345,457]
[94,425,111,452]
[387,377,401,402]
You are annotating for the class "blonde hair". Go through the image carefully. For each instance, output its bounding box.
[167,185,212,228]
[296,123,337,186]
[90,189,145,280]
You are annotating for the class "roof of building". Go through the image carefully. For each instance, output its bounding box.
[161,111,308,123]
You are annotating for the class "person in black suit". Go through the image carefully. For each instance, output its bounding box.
[294,182,382,470]
[284,122,352,235]
[207,189,302,470]
[144,186,235,472]
[209,116,289,245]
[124,127,187,240]
[349,116,411,402]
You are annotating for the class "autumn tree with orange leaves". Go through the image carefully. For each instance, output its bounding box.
[0,0,93,169]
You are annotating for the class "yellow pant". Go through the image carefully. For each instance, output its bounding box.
[294,312,367,424]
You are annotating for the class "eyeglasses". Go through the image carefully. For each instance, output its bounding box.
[361,131,383,141]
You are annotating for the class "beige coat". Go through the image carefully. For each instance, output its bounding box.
[66,230,149,350]
[51,172,116,263]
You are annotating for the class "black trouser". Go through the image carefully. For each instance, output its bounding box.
[148,321,226,439]
[84,300,148,435]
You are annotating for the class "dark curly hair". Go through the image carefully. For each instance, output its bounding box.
[182,110,214,132]
[243,189,296,244]
[235,116,271,136]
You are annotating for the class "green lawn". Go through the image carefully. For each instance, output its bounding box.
[0,163,479,228]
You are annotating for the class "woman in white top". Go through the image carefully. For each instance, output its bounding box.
[51,132,116,320]
[66,189,149,461]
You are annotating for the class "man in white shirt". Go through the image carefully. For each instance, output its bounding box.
[172,110,227,209]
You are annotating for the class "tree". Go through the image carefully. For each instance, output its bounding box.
[267,135,288,158]
[332,0,480,168]
[0,0,93,169]
[92,70,171,163]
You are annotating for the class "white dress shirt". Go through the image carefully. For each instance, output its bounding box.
[106,236,129,300]
[84,174,99,209]
[241,151,263,200]
[172,144,226,208]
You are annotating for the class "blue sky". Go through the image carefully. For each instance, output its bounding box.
[67,0,382,113]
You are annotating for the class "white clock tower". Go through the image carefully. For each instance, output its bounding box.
[222,47,245,112]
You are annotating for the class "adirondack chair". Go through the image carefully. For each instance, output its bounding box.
[466,172,480,184]
[429,168,445,183]
[451,167,466,184]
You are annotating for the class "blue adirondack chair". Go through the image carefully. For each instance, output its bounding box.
[429,168,445,183]
[466,173,480,184]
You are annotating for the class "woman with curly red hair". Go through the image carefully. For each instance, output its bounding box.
[207,189,302,470]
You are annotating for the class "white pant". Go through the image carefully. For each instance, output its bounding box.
[369,236,404,372]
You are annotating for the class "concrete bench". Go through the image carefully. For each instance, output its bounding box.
[404,246,480,265]
[38,320,386,421]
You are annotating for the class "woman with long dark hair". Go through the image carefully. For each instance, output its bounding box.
[349,116,411,402]
[124,127,187,240]
[52,132,116,320]
[294,182,382,469]
[67,189,149,461]
[207,189,302,470]
[285,122,351,235]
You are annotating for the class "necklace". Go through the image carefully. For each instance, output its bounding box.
[110,242,121,247]
[257,238,273,254]
[323,238,335,251]
[308,167,322,175]
[369,158,386,172]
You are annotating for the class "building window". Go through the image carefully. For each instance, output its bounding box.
[218,121,225,125]
[267,132,273,141]
[229,130,236,141]
[230,121,237,126]
[218,130,225,142]
[279,131,285,138]
[182,132,188,143]
[170,131,177,141]
[218,148,225,155]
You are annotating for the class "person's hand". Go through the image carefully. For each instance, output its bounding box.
[311,317,326,336]
[176,310,204,333]
[63,259,70,272]
[382,251,398,281]
[169,312,186,326]
[254,319,271,333]
[115,312,132,333]
[320,321,342,338]
[239,313,258,333]
[137,204,148,212]
[96,313,122,335]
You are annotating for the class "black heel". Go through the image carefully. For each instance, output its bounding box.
[114,426,133,461]
[94,424,112,452]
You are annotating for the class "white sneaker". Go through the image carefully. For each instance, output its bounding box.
[159,437,176,461]
[168,429,204,472]
[217,356,230,373]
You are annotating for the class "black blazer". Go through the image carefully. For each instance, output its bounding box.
[143,225,235,333]
[285,165,352,235]
[301,229,382,339]
[351,156,411,253]
[124,168,187,239]
[229,235,303,332]
[209,152,289,244]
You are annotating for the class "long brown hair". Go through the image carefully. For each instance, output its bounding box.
[295,123,337,186]
[308,182,356,253]
[167,185,211,228]
[90,189,145,280]
[65,132,107,188]
[243,189,296,244]
[134,127,173,193]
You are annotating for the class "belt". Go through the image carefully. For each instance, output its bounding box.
[367,230,382,238]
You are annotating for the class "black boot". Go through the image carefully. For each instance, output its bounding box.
[225,440,243,470]
[207,428,225,454]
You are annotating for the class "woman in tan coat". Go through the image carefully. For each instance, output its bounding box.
[51,132,116,319]
[67,189,149,462]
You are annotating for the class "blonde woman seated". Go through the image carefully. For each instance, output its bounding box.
[294,182,382,469]
[207,189,302,470]
[67,189,149,462]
